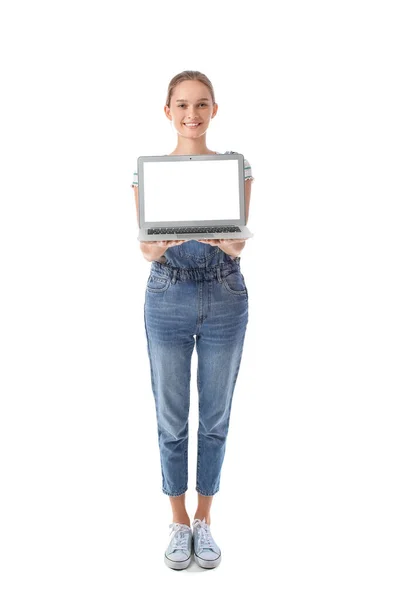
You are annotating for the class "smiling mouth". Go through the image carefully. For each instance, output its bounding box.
[184,123,201,127]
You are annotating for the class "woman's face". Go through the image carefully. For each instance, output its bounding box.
[165,80,217,137]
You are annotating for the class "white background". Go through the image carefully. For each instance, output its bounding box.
[0,1,399,598]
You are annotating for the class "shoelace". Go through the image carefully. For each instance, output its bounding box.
[169,523,191,552]
[192,518,217,551]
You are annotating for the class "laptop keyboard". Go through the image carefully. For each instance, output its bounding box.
[147,226,241,235]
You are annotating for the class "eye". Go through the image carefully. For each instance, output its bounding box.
[178,103,207,108]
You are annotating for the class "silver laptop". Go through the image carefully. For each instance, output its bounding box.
[136,153,254,241]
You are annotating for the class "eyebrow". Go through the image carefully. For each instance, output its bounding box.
[175,98,210,102]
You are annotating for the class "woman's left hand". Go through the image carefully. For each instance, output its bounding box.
[198,238,247,258]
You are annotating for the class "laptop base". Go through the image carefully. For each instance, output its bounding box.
[137,227,253,242]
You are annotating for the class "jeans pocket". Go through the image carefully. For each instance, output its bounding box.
[146,273,171,293]
[221,270,248,296]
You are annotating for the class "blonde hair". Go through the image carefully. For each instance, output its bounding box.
[165,70,215,107]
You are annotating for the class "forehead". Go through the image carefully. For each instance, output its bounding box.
[171,80,212,101]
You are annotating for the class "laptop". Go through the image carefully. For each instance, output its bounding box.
[136,153,254,241]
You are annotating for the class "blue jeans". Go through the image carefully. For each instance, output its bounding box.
[143,243,249,496]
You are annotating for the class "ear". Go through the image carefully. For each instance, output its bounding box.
[164,105,172,121]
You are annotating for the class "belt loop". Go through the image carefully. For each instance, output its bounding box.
[171,268,178,285]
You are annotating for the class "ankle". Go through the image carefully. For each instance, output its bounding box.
[193,514,211,525]
[172,515,190,527]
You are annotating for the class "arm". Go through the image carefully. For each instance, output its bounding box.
[133,185,153,260]
[244,177,252,226]
[133,185,184,262]
[133,185,162,261]
[215,177,253,257]
[133,184,140,227]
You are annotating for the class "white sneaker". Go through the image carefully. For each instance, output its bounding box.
[192,518,222,569]
[164,522,193,570]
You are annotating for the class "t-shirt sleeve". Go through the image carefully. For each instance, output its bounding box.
[244,157,254,182]
[226,151,254,182]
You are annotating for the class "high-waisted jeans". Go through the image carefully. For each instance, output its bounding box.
[143,241,249,496]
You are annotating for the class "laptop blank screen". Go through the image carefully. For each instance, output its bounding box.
[142,159,241,223]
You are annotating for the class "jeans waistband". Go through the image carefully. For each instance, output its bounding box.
[150,257,242,284]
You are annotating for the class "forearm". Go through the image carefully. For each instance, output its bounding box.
[140,242,165,262]
[217,240,246,258]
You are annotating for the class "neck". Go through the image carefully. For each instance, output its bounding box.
[170,138,216,156]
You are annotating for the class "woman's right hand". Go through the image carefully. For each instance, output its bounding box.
[139,239,186,262]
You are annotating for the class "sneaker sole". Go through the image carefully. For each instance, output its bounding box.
[194,552,222,569]
[164,553,192,570]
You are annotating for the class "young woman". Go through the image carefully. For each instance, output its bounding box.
[132,70,254,570]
